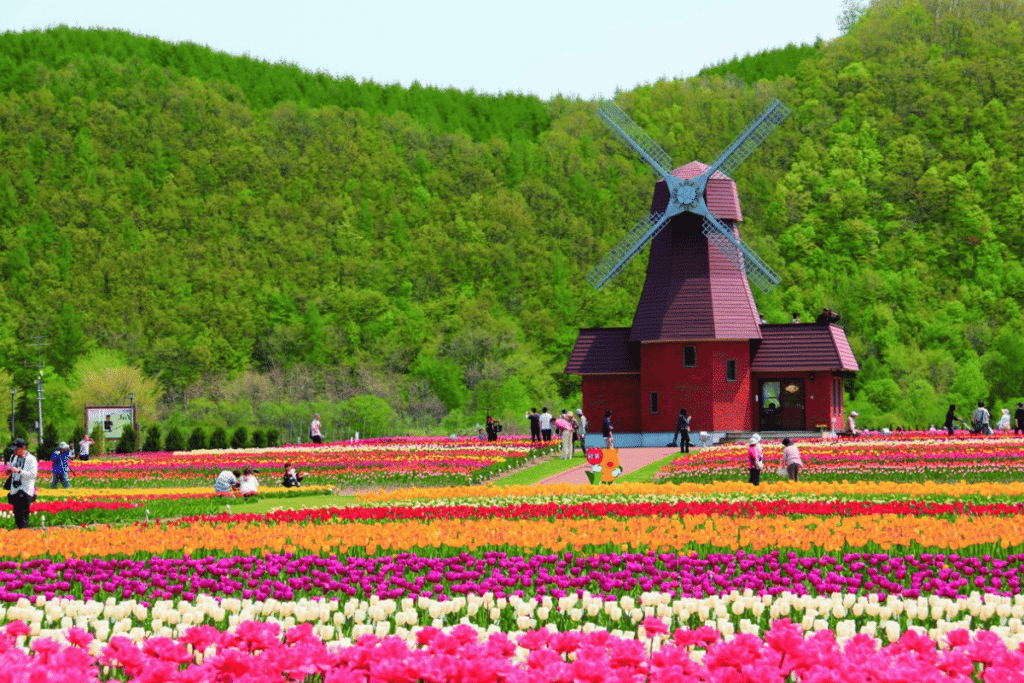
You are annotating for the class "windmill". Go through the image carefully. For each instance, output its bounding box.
[585,99,790,294]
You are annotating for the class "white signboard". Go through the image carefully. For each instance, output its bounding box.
[85,406,135,440]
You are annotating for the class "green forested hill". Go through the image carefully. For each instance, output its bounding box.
[1,0,1023,437]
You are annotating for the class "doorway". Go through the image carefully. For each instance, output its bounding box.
[759,379,805,431]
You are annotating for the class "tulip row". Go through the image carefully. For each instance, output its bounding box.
[164,498,1024,529]
[8,589,1024,650]
[355,479,1024,507]
[4,511,1024,559]
[2,547,1023,605]
[40,436,551,489]
[659,435,1024,483]
[2,615,1024,683]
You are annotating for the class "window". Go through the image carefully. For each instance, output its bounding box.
[650,391,659,414]
[726,359,737,382]
[683,346,696,367]
[833,377,844,411]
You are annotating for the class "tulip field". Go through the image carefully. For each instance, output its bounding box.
[3,434,1024,680]
[658,431,1024,483]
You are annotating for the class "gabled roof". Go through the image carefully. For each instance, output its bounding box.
[649,161,742,221]
[751,324,861,372]
[564,328,638,375]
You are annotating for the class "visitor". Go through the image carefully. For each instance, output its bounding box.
[602,410,614,449]
[846,411,859,436]
[238,468,259,496]
[214,469,241,496]
[1015,403,1024,436]
[49,441,73,489]
[5,438,37,529]
[79,434,94,462]
[782,437,802,482]
[747,433,763,486]
[552,411,573,459]
[485,415,498,442]
[573,409,587,453]
[791,312,801,324]
[538,407,553,442]
[283,462,305,488]
[972,401,991,435]
[670,408,691,452]
[996,408,1011,432]
[310,413,323,444]
[525,408,541,442]
[944,404,963,436]
[758,313,767,325]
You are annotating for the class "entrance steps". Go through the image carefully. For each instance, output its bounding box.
[719,431,825,445]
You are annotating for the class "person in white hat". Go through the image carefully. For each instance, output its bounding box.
[846,411,859,436]
[50,441,73,489]
[747,433,764,486]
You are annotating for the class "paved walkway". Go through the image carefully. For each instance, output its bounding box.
[538,447,679,486]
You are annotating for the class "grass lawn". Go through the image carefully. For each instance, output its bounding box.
[230,493,357,515]
[495,455,581,487]
[617,451,688,483]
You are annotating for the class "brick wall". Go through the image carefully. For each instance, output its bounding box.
[639,340,752,432]
[582,375,641,433]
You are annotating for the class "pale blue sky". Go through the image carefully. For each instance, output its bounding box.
[2,0,846,99]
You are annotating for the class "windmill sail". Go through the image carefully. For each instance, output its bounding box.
[589,98,789,294]
[597,102,674,179]
[707,100,791,179]
[702,215,781,294]
[585,212,669,290]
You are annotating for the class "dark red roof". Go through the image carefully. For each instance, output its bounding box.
[649,161,742,221]
[751,324,861,372]
[628,212,762,342]
[564,328,638,375]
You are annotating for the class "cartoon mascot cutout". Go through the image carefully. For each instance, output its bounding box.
[585,447,623,485]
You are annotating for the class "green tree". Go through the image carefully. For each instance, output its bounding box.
[163,426,185,452]
[208,426,228,450]
[115,424,138,453]
[230,425,248,449]
[143,425,162,452]
[187,427,206,451]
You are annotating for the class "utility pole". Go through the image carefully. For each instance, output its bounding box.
[35,370,43,446]
[24,336,48,446]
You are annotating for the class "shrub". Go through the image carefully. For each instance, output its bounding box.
[187,427,206,450]
[39,423,60,461]
[230,426,248,449]
[142,425,162,452]
[250,429,266,448]
[163,426,185,452]
[208,426,228,450]
[89,422,106,455]
[70,425,86,450]
[115,424,138,453]
[266,427,280,447]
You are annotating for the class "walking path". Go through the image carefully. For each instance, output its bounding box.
[538,447,678,486]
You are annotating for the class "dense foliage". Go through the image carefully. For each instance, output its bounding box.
[0,0,1022,434]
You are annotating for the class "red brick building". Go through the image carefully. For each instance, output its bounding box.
[565,163,859,442]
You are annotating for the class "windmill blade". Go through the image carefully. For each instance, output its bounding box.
[701,215,781,294]
[586,212,671,290]
[598,101,674,179]
[706,99,791,179]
